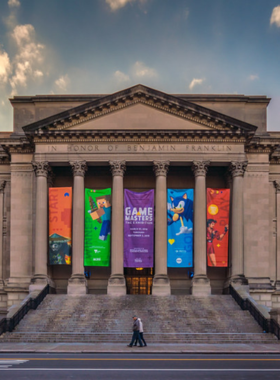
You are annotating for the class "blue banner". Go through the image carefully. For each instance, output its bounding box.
[167,189,193,268]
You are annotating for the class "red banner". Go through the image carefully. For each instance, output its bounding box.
[49,187,72,265]
[206,188,230,267]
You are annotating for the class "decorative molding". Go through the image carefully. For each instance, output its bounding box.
[153,161,170,177]
[0,180,6,193]
[32,161,50,178]
[228,161,248,178]
[274,180,280,193]
[70,160,88,177]
[109,160,126,177]
[191,161,210,177]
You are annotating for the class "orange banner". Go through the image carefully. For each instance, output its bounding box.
[49,187,72,265]
[207,188,230,267]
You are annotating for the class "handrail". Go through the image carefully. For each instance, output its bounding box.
[0,284,49,335]
[229,284,280,339]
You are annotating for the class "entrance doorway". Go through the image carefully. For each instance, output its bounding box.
[125,268,153,295]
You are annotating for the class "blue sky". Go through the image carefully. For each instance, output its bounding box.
[0,0,280,131]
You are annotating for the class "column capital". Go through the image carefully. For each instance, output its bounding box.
[70,161,88,177]
[153,161,170,177]
[0,180,6,194]
[192,161,210,177]
[274,180,280,193]
[109,160,126,177]
[228,161,248,178]
[32,161,50,178]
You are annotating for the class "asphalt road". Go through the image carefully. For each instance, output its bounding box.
[1,353,280,379]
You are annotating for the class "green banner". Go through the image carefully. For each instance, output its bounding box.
[84,188,111,266]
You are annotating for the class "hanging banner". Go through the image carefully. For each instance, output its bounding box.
[207,188,230,267]
[167,189,193,268]
[84,188,111,266]
[49,187,72,265]
[124,189,154,268]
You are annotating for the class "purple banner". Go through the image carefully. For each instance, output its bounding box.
[124,189,154,268]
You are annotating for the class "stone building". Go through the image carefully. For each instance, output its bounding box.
[0,84,280,313]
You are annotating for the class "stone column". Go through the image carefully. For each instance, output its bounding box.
[0,181,6,289]
[29,162,54,292]
[191,161,211,297]
[274,181,280,290]
[67,161,88,295]
[228,161,248,285]
[107,160,127,296]
[152,161,171,296]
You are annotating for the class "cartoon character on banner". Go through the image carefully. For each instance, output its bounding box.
[206,219,228,266]
[49,233,71,264]
[167,193,193,235]
[88,195,111,241]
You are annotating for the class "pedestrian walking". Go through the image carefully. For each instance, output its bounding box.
[134,318,147,346]
[127,316,143,347]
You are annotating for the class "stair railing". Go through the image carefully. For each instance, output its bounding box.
[229,284,280,338]
[0,284,49,335]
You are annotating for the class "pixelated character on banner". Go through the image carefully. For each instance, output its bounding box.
[167,193,193,236]
[49,233,71,264]
[95,195,112,241]
[88,196,104,223]
[206,219,228,267]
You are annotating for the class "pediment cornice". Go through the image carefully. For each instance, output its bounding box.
[22,84,257,136]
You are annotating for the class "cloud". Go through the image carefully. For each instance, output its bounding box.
[8,0,20,7]
[9,24,45,93]
[114,70,130,83]
[0,49,11,84]
[189,78,204,90]
[54,74,70,92]
[105,0,145,11]
[248,74,259,81]
[132,61,157,78]
[270,5,280,27]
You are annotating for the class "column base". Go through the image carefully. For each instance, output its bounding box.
[29,274,55,293]
[275,281,280,291]
[224,274,248,291]
[107,274,126,296]
[67,274,88,295]
[191,274,211,297]
[152,274,171,296]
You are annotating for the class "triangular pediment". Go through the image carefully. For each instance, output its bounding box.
[23,84,257,136]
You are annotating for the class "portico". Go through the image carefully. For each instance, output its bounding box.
[0,84,279,311]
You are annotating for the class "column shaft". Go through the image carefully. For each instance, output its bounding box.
[107,160,126,295]
[191,161,211,297]
[68,161,88,295]
[152,161,170,296]
[0,181,6,287]
[228,161,247,285]
[274,181,280,289]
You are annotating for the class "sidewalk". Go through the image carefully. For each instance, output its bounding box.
[0,342,280,354]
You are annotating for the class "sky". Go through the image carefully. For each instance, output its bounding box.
[0,0,280,132]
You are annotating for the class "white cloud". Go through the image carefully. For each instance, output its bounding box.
[8,0,20,7]
[106,0,145,11]
[248,74,259,81]
[0,49,11,83]
[114,70,130,83]
[55,74,70,92]
[270,5,280,27]
[132,61,157,78]
[9,24,45,93]
[34,70,43,78]
[189,78,204,90]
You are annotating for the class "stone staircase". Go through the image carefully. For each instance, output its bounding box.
[1,295,278,344]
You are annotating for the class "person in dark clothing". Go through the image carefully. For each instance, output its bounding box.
[127,316,143,347]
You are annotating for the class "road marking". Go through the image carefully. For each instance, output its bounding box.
[0,360,28,365]
[1,368,280,371]
[1,358,280,361]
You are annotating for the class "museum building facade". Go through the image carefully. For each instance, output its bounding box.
[0,84,280,312]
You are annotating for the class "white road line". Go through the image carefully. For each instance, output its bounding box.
[0,360,28,365]
[0,368,280,371]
